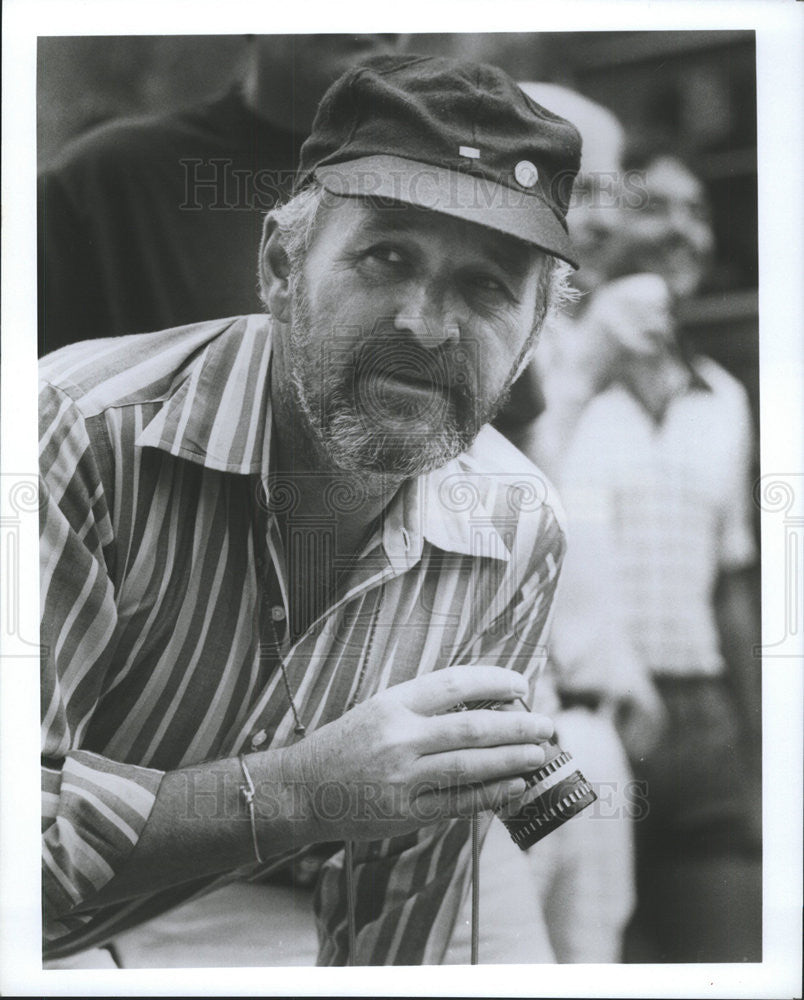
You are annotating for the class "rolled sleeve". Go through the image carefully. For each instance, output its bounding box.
[40,380,165,940]
[42,753,164,937]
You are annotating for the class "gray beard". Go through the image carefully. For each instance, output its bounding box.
[286,273,513,477]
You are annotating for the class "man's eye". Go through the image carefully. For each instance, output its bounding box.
[475,276,502,291]
[466,274,510,299]
[366,245,405,264]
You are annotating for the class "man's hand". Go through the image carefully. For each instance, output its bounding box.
[579,273,696,422]
[611,673,668,763]
[580,273,675,364]
[259,665,553,843]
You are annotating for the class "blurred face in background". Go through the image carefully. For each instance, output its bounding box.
[604,155,715,299]
[518,82,627,297]
[567,170,626,295]
[562,114,626,296]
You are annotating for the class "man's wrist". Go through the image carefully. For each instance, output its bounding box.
[246,747,324,852]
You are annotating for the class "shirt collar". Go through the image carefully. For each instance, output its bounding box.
[136,314,274,474]
[380,449,512,568]
[137,315,509,563]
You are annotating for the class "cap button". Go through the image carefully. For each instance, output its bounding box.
[514,160,539,188]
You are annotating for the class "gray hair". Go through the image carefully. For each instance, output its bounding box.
[261,183,578,336]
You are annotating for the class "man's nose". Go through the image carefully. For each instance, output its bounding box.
[393,282,461,347]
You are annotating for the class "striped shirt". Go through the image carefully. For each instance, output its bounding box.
[40,314,566,964]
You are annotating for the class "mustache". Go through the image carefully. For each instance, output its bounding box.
[321,335,479,431]
[349,335,476,396]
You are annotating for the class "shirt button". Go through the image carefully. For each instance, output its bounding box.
[250,729,268,749]
[271,605,286,622]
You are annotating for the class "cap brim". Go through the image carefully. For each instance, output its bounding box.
[314,154,579,269]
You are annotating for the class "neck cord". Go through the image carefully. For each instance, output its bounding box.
[339,586,385,965]
[471,814,480,964]
[344,841,358,963]
[268,595,485,965]
[261,516,484,966]
[267,600,483,965]
[264,564,387,966]
[269,613,306,737]
[268,611,358,960]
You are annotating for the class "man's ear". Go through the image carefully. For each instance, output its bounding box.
[258,215,292,322]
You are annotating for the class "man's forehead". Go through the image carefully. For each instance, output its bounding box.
[332,196,543,272]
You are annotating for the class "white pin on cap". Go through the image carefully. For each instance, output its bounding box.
[514,160,539,188]
[459,145,481,159]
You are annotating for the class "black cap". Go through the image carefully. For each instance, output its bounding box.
[297,54,582,267]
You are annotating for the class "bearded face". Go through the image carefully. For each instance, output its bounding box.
[278,198,548,477]
[289,273,507,476]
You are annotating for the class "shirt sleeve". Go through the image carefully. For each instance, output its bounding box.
[40,381,165,943]
[313,510,565,965]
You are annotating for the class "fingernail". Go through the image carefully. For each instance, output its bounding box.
[511,676,529,696]
[526,746,545,768]
[505,776,526,797]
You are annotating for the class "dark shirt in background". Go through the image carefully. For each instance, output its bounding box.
[38,87,305,354]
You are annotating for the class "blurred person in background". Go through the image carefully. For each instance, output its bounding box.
[484,83,653,965]
[37,34,402,355]
[517,137,761,962]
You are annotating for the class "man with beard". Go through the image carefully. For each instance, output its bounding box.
[39,55,580,967]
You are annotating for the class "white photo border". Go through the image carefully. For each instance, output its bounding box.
[2,1,802,996]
